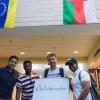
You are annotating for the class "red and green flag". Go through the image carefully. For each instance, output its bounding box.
[63,0,97,24]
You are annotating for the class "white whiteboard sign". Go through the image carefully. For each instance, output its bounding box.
[32,78,70,100]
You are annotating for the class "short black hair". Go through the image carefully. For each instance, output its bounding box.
[65,58,77,65]
[23,60,32,66]
[8,55,18,62]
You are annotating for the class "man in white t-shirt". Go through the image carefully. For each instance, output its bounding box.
[43,53,68,78]
[65,58,92,100]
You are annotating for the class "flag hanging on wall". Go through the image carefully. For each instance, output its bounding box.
[63,0,97,24]
[0,0,17,28]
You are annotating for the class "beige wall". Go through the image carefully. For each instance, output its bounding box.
[88,39,100,68]
[0,57,88,75]
[0,57,87,65]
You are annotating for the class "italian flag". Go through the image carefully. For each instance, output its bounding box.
[63,0,97,24]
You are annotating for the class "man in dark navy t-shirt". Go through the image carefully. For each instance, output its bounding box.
[0,55,19,100]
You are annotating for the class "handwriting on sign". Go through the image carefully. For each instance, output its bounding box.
[35,84,67,92]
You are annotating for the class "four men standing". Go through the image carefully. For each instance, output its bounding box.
[0,54,93,100]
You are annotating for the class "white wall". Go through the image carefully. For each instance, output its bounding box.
[15,0,100,26]
[16,0,63,26]
[95,0,100,23]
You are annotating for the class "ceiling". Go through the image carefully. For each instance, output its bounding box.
[0,24,100,59]
[1,24,100,36]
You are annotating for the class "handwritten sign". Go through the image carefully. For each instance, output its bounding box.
[32,78,70,100]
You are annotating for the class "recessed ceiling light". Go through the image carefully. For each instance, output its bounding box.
[46,52,52,54]
[20,52,25,55]
[74,51,79,54]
